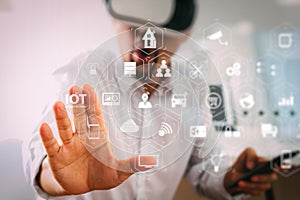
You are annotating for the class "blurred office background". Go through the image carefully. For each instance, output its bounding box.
[0,0,299,199]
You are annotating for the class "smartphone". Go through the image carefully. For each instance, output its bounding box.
[228,150,300,189]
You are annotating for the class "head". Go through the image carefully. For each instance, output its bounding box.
[103,0,197,93]
[104,0,197,56]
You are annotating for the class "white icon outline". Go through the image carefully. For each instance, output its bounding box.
[102,93,121,106]
[142,27,157,49]
[206,31,228,46]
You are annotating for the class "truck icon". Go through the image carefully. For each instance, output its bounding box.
[261,123,278,138]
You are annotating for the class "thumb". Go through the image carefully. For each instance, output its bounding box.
[235,148,258,171]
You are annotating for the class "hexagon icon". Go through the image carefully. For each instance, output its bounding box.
[202,22,232,55]
[184,53,212,87]
[270,23,300,57]
[128,83,163,119]
[134,22,164,56]
[270,149,300,178]
[77,53,110,84]
[148,52,182,87]
[95,81,122,117]
[203,85,226,121]
[77,114,108,150]
[253,114,284,145]
[147,109,181,149]
[164,83,198,117]
[110,52,146,85]
[182,106,217,152]
[232,84,266,118]
[254,54,284,86]
[200,150,234,178]
[108,114,141,149]
[133,144,164,173]
[219,52,249,82]
[270,83,299,117]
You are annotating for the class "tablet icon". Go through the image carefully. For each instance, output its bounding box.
[88,123,100,140]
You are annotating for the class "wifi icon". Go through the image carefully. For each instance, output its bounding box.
[158,122,173,137]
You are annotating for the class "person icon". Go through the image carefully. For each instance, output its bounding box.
[164,68,172,77]
[138,91,152,109]
[160,60,168,70]
[155,68,163,77]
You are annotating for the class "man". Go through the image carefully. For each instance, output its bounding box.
[24,1,277,199]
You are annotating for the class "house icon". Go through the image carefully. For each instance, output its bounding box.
[142,28,156,48]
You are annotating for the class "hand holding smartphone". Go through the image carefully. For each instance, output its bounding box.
[229,150,300,189]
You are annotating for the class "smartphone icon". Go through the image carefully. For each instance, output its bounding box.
[281,150,292,169]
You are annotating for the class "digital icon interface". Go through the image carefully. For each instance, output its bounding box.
[261,123,278,138]
[278,33,293,49]
[102,93,120,106]
[138,154,159,168]
[72,22,300,176]
[65,94,87,108]
[206,31,228,46]
[171,93,187,108]
[139,91,152,109]
[124,62,137,77]
[142,28,157,49]
[190,126,207,138]
[158,122,173,137]
[239,93,255,110]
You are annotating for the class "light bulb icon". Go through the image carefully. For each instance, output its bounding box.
[210,152,225,173]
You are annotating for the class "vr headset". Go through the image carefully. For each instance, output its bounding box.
[105,0,197,31]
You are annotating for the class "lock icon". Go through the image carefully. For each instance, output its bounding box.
[224,125,232,137]
[233,126,243,138]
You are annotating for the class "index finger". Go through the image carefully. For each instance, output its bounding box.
[82,84,107,133]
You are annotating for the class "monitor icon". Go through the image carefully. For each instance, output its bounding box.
[138,154,159,168]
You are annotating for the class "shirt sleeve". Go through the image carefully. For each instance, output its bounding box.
[22,52,90,199]
[22,105,54,199]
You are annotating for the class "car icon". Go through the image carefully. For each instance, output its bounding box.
[171,93,187,108]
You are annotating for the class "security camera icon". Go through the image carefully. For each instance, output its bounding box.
[207,31,228,46]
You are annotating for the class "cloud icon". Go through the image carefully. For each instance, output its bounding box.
[120,119,139,133]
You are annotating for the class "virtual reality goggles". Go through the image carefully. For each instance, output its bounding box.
[105,0,197,31]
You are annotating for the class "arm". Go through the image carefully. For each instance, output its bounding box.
[26,84,155,197]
